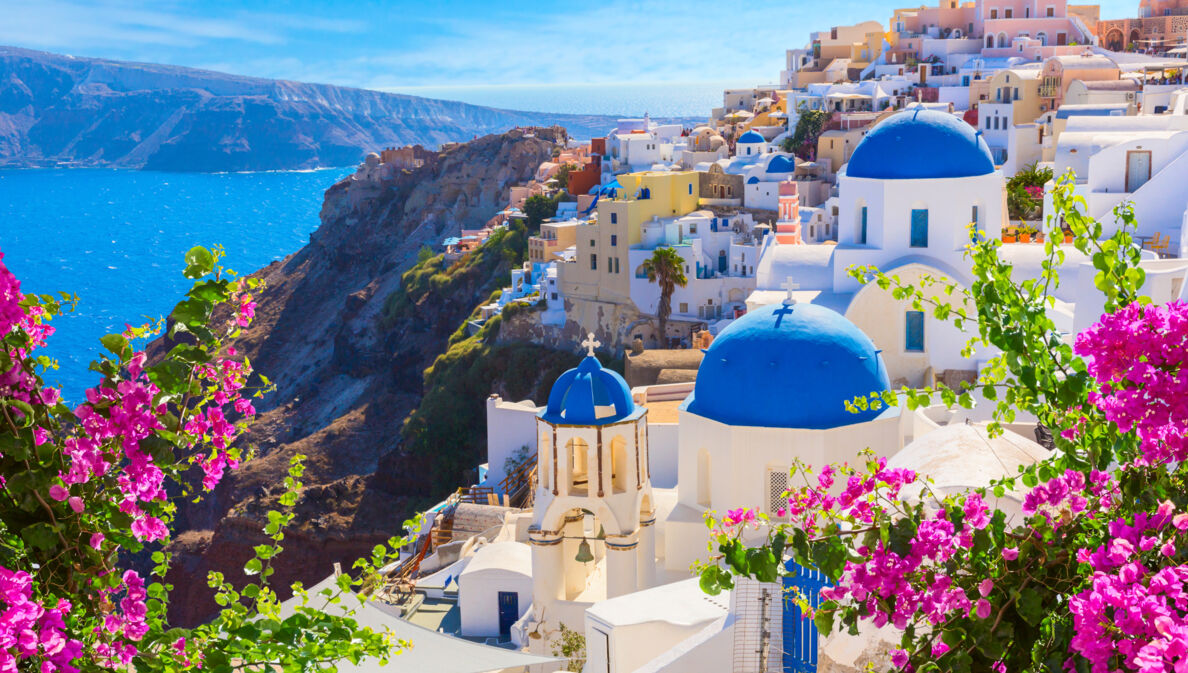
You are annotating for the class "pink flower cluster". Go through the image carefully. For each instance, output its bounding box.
[1068,501,1188,671]
[62,353,169,542]
[187,352,254,490]
[788,460,994,631]
[1075,301,1188,466]
[1021,469,1118,526]
[0,566,83,673]
[785,459,917,535]
[93,570,148,666]
[232,287,257,329]
[0,253,23,337]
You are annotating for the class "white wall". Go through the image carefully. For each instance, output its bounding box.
[459,569,533,638]
[833,171,1006,293]
[485,397,543,492]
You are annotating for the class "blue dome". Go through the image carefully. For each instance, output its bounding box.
[738,130,765,144]
[684,302,890,429]
[766,155,796,174]
[846,107,994,180]
[746,176,760,184]
[542,356,636,425]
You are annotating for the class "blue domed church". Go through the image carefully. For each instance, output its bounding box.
[662,296,910,573]
[749,105,1005,391]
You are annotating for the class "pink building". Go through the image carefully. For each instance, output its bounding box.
[978,0,1096,51]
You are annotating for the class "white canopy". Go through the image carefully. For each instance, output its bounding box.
[279,574,562,673]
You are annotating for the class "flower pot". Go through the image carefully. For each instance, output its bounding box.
[1019,233,1031,243]
[1064,234,1073,244]
[1035,232,1044,243]
[1003,234,1017,243]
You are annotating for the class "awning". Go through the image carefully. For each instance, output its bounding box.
[279,574,562,673]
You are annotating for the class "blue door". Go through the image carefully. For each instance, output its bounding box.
[783,561,830,672]
[497,591,519,637]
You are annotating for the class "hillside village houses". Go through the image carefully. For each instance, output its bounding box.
[313,2,1188,672]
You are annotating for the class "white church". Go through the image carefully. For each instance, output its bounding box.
[365,106,1188,673]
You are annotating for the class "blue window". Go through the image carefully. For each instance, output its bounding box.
[906,310,925,352]
[610,234,617,247]
[910,209,928,248]
[590,254,597,271]
[688,183,693,195]
[610,212,618,224]
[859,206,868,244]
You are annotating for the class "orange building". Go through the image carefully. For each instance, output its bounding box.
[1098,0,1188,52]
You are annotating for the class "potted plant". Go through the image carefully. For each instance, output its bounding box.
[1018,227,1032,243]
[1003,230,1018,243]
[1064,230,1074,244]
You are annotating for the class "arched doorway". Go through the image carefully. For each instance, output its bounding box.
[1106,29,1124,51]
[1130,29,1142,49]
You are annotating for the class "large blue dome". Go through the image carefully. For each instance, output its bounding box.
[542,355,636,425]
[846,107,995,180]
[738,130,765,144]
[766,155,796,174]
[684,302,890,429]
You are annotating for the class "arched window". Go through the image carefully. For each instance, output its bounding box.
[567,438,589,495]
[697,449,711,507]
[610,436,628,494]
[1036,31,1048,46]
[997,33,1009,48]
[540,432,552,491]
[986,35,995,48]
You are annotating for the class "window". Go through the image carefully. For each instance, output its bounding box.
[590,254,597,270]
[590,239,595,247]
[1025,6,1030,16]
[1004,8,1012,17]
[972,205,980,227]
[1014,87,1020,101]
[610,234,617,247]
[679,302,688,313]
[910,209,929,247]
[859,206,868,244]
[905,310,925,352]
[551,292,558,300]
[688,183,693,195]
[1047,6,1054,16]
[990,8,998,18]
[766,468,790,519]
[610,212,618,224]
[614,257,620,273]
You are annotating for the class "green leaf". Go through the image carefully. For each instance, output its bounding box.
[99,333,129,357]
[814,601,837,635]
[20,522,58,551]
[183,246,216,279]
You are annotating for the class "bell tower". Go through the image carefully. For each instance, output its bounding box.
[529,333,655,620]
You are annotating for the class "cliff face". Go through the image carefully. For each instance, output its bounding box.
[162,128,566,625]
[0,46,621,171]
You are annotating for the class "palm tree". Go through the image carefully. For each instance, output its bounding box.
[642,247,688,348]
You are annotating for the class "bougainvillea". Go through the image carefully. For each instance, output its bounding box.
[701,179,1188,672]
[0,246,413,672]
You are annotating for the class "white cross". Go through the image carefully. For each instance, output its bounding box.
[581,332,601,357]
[780,276,800,305]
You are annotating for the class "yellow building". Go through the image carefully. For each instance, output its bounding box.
[559,171,700,305]
[985,68,1046,123]
[529,220,580,263]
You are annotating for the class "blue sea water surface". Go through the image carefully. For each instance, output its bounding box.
[0,168,347,400]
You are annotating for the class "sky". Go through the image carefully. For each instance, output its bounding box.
[0,0,1138,94]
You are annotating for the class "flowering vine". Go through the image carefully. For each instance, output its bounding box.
[0,245,412,672]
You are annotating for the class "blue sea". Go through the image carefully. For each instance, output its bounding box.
[0,168,347,400]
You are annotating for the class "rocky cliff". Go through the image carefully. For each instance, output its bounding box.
[0,46,622,171]
[160,127,583,625]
